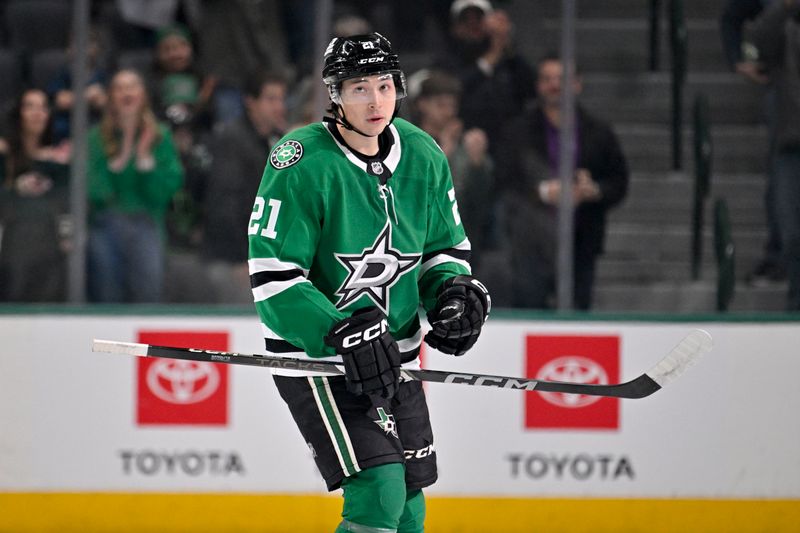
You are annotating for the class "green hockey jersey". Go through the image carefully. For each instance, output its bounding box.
[247,118,472,372]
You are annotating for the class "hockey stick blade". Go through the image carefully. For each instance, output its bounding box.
[91,329,711,399]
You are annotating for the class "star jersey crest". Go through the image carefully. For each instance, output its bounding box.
[333,221,420,313]
[270,140,303,169]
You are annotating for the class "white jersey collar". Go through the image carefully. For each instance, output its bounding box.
[324,122,402,175]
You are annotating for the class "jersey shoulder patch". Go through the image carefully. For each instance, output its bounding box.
[270,140,304,169]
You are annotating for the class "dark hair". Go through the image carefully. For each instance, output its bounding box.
[417,70,461,100]
[536,51,581,77]
[4,88,54,185]
[243,70,288,99]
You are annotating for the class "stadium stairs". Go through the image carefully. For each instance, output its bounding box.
[499,0,786,313]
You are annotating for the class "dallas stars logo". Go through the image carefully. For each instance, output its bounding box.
[374,407,398,438]
[334,221,420,313]
[270,140,303,169]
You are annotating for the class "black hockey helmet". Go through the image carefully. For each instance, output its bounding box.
[322,32,407,105]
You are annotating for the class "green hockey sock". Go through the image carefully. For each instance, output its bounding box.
[397,489,425,533]
[336,463,406,532]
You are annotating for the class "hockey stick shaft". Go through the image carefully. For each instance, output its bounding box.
[92,329,711,399]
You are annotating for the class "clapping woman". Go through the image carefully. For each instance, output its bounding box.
[87,69,183,302]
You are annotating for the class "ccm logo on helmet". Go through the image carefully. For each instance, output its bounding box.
[358,56,385,64]
[343,319,388,348]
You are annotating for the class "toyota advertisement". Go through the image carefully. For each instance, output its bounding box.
[0,314,798,500]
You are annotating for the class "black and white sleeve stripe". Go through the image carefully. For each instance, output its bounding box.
[419,238,472,276]
[248,258,311,302]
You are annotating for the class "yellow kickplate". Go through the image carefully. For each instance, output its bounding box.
[0,493,798,533]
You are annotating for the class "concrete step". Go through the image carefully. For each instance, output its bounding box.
[595,256,712,283]
[580,72,766,125]
[534,19,727,73]
[623,172,769,205]
[597,242,762,281]
[621,173,765,206]
[616,124,768,173]
[610,201,764,227]
[535,0,723,20]
[609,200,766,227]
[603,224,765,262]
[616,175,765,220]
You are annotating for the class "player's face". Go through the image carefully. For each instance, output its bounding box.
[339,74,397,136]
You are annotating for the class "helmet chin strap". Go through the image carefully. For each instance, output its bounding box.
[328,105,374,138]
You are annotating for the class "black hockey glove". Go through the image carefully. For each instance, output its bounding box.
[424,275,491,356]
[324,307,401,399]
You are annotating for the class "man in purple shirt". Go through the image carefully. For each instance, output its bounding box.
[497,53,629,310]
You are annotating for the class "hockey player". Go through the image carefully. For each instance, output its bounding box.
[247,33,490,532]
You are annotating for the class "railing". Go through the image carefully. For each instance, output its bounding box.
[648,0,662,71]
[691,92,712,280]
[669,0,688,170]
[714,198,736,311]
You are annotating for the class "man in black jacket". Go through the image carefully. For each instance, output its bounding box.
[436,0,537,158]
[497,54,629,310]
[202,70,287,303]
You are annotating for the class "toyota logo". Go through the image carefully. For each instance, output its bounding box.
[536,356,608,408]
[146,360,220,404]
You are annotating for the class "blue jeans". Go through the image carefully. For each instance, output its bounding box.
[88,212,164,303]
[773,150,800,311]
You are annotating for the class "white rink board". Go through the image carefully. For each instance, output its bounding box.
[0,314,798,498]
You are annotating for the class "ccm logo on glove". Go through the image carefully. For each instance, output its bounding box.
[325,307,401,399]
[340,319,388,348]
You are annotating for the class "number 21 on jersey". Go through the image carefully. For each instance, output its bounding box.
[249,197,282,239]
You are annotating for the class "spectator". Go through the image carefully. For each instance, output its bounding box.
[497,54,629,310]
[150,24,217,133]
[145,24,217,258]
[87,69,184,303]
[46,27,109,144]
[202,70,287,304]
[436,0,536,156]
[747,0,800,311]
[0,89,71,302]
[409,69,493,272]
[720,0,787,285]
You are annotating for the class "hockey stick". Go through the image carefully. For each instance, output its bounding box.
[91,329,711,399]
